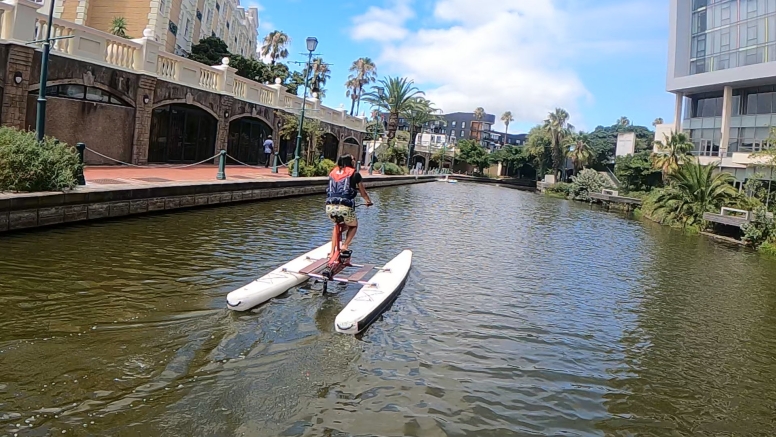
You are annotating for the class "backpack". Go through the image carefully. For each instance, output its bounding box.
[326,167,356,206]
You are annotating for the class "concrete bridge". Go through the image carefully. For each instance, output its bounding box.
[0,0,367,165]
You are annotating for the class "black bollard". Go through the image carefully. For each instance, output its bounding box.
[76,142,86,185]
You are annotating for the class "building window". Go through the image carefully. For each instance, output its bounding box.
[184,18,191,39]
[168,21,178,36]
[452,121,456,127]
[215,2,220,11]
[196,10,202,21]
[461,121,466,129]
[160,0,167,12]
[39,84,130,106]
[460,130,465,137]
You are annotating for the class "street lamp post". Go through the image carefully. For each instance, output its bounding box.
[292,37,318,178]
[368,87,384,175]
[35,0,57,142]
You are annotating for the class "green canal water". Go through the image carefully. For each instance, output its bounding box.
[2,182,776,436]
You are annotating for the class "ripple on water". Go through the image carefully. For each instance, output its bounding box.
[2,183,776,436]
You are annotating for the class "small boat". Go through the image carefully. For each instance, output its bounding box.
[227,245,413,335]
[334,250,413,335]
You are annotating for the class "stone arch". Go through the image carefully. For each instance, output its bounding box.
[321,132,339,161]
[151,99,219,120]
[226,116,273,165]
[148,103,218,163]
[28,79,135,107]
[411,154,427,169]
[227,112,272,128]
[342,137,361,163]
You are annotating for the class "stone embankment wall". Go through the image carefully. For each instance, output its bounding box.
[0,176,434,234]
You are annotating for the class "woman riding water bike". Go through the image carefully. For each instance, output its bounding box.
[324,154,372,272]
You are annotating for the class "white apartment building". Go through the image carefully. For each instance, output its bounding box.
[658,0,776,182]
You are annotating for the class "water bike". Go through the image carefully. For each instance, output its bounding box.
[226,203,412,334]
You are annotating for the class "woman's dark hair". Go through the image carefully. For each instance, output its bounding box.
[337,154,354,168]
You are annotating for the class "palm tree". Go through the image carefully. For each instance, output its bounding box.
[110,17,129,38]
[617,116,631,126]
[362,76,424,140]
[473,107,485,120]
[652,131,694,181]
[347,57,377,116]
[305,57,330,99]
[653,117,664,127]
[345,77,361,117]
[651,160,738,227]
[261,31,290,65]
[543,108,574,181]
[501,111,514,146]
[568,132,592,174]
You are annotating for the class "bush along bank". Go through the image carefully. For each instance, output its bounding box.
[0,127,82,193]
[546,135,776,255]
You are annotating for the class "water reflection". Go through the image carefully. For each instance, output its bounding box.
[1,182,775,436]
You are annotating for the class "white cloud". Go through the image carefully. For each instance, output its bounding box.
[350,0,415,42]
[350,0,664,131]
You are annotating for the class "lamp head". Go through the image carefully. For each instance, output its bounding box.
[306,37,318,52]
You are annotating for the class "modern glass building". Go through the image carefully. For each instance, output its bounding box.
[666,0,776,180]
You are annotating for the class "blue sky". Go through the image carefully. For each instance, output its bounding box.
[245,0,674,133]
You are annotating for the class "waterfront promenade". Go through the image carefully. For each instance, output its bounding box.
[0,165,433,234]
[81,165,375,186]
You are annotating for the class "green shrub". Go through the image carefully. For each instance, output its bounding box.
[287,160,317,177]
[0,127,81,192]
[570,168,611,201]
[314,159,336,176]
[546,182,571,197]
[374,162,405,175]
[742,206,775,248]
[759,241,776,256]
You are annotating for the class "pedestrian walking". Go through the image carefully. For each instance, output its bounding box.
[263,137,274,168]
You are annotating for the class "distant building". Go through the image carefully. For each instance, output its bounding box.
[382,111,504,148]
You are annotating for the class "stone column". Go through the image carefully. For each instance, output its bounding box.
[214,95,234,163]
[131,75,157,164]
[673,92,684,135]
[720,85,733,155]
[1,45,34,130]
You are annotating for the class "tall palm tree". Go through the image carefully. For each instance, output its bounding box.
[501,111,514,146]
[305,57,330,99]
[362,76,424,140]
[110,17,129,38]
[651,161,738,227]
[568,132,592,174]
[347,57,377,116]
[617,116,631,126]
[543,108,574,180]
[260,31,290,65]
[345,77,361,116]
[652,131,694,181]
[653,117,664,127]
[473,107,485,120]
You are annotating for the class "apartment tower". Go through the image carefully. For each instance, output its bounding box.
[666,0,776,180]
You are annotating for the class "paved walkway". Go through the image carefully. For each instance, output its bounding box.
[83,165,376,186]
